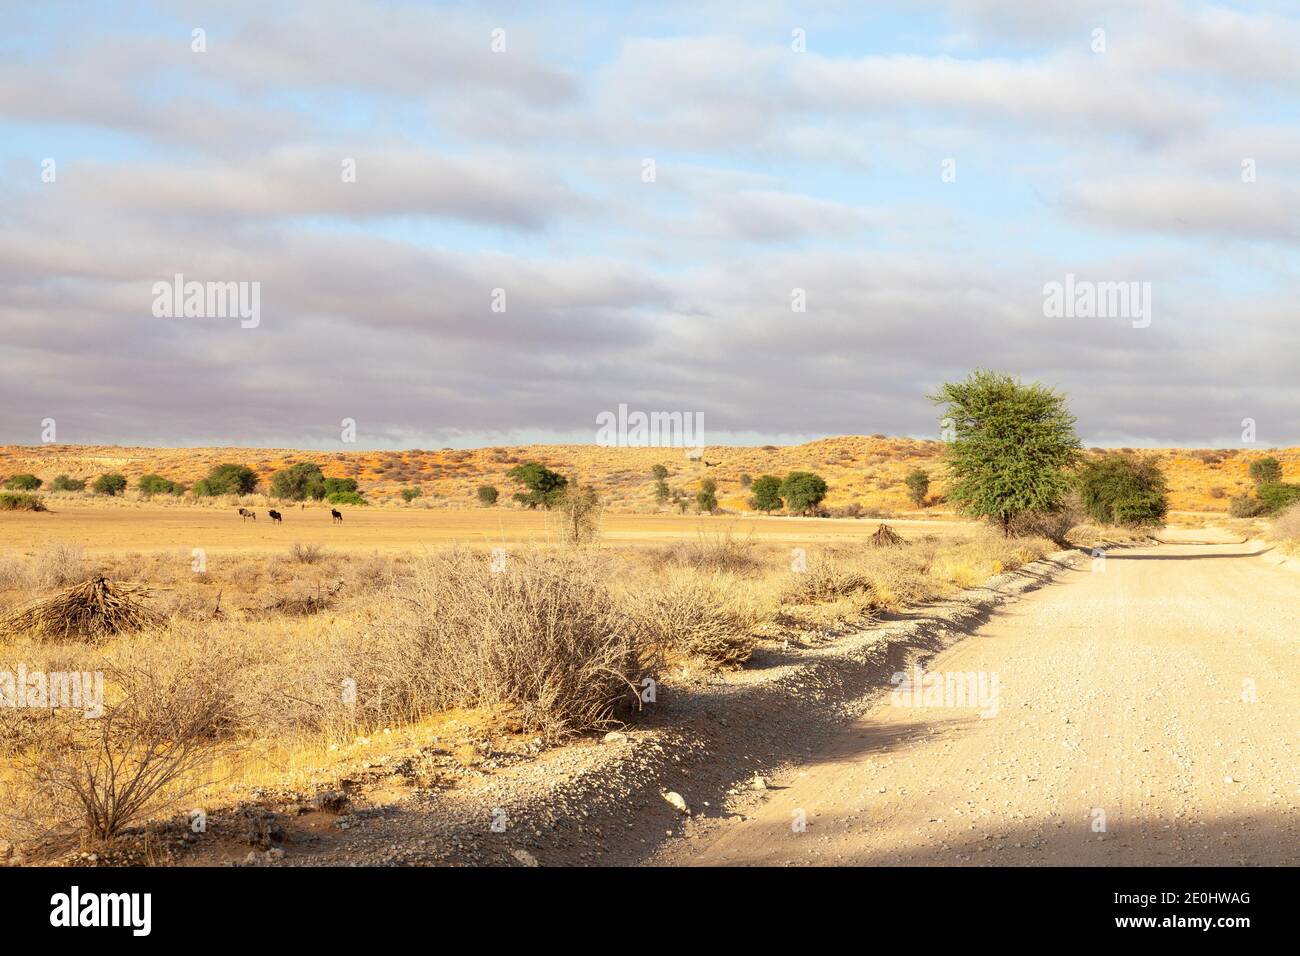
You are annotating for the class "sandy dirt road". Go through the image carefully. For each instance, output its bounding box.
[660,533,1300,866]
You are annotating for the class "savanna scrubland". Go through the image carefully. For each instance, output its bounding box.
[2,417,1297,865]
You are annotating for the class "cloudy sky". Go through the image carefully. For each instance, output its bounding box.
[2,0,1298,448]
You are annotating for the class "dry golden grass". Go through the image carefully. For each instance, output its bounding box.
[0,512,1064,857]
[1267,503,1300,554]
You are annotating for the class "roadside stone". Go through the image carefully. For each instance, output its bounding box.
[314,790,351,814]
[663,791,689,814]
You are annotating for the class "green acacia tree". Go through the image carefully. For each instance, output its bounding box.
[904,469,930,508]
[931,369,1081,536]
[1249,456,1282,485]
[749,474,783,512]
[506,461,568,509]
[1077,454,1169,526]
[695,477,718,513]
[270,462,327,501]
[779,472,827,515]
[192,463,258,497]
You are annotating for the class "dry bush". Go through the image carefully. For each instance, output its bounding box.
[854,545,941,609]
[1065,523,1155,549]
[624,568,771,669]
[0,555,27,591]
[369,550,642,738]
[289,542,326,565]
[781,552,875,605]
[551,485,602,547]
[1006,505,1080,545]
[262,580,343,617]
[779,544,941,616]
[30,542,90,590]
[1,642,240,853]
[645,528,763,575]
[1268,503,1300,550]
[928,531,1050,589]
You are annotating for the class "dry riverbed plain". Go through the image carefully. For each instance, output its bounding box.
[0,499,980,555]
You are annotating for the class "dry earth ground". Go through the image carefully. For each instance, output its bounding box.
[0,501,979,555]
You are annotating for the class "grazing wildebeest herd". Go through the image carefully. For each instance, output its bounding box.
[239,507,345,525]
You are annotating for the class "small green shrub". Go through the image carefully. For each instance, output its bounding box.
[192,464,257,497]
[50,475,86,492]
[1249,456,1283,485]
[5,474,42,491]
[326,491,368,506]
[476,485,499,506]
[1229,495,1267,518]
[1076,454,1168,527]
[400,487,422,502]
[324,477,358,496]
[93,473,127,496]
[1257,482,1300,515]
[0,493,46,511]
[138,474,185,497]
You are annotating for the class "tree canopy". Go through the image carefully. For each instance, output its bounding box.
[932,369,1081,534]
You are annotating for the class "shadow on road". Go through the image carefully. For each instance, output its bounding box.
[684,806,1299,866]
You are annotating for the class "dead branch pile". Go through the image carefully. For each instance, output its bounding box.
[0,576,164,642]
[870,523,906,548]
[264,581,344,617]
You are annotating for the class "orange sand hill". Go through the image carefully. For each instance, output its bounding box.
[0,439,1294,514]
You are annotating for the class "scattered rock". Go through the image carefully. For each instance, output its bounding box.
[241,808,286,849]
[602,731,628,745]
[511,848,539,867]
[314,790,352,815]
[663,791,689,814]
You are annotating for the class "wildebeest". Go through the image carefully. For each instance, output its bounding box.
[237,508,256,521]
[331,509,343,523]
[268,510,282,524]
